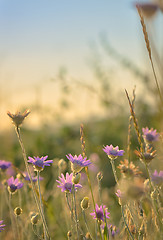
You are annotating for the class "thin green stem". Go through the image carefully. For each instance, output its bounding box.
[8,193,16,240]
[150,57,163,107]
[15,127,50,239]
[72,185,79,240]
[85,167,103,240]
[82,210,94,240]
[111,160,134,240]
[110,160,119,185]
[37,171,47,240]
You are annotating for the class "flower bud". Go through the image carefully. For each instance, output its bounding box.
[81,197,89,210]
[97,172,103,181]
[67,231,72,239]
[14,207,22,216]
[58,159,67,172]
[31,213,39,225]
[72,173,81,184]
[85,232,92,239]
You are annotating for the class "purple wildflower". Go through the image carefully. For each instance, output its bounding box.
[0,220,5,232]
[23,172,43,182]
[28,156,53,171]
[108,224,119,237]
[56,172,82,193]
[0,160,11,171]
[115,189,123,198]
[66,154,91,172]
[7,176,23,194]
[142,127,159,144]
[90,204,110,222]
[103,145,124,160]
[151,170,163,185]
[101,224,119,237]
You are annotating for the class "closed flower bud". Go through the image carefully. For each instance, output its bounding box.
[72,173,81,184]
[31,213,39,225]
[14,207,22,216]
[97,172,103,181]
[81,197,89,210]
[58,159,67,172]
[85,232,92,239]
[67,231,72,238]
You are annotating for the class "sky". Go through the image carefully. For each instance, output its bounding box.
[0,0,162,129]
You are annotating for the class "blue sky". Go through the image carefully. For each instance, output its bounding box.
[0,0,162,128]
[0,0,140,83]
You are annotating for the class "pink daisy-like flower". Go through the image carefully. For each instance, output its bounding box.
[7,176,23,194]
[142,127,159,144]
[151,170,163,185]
[28,155,53,171]
[103,145,124,160]
[0,160,11,171]
[90,204,110,222]
[0,220,5,232]
[56,172,82,193]
[66,154,91,172]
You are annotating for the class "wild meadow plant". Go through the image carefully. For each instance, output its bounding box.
[0,5,163,240]
[0,94,163,240]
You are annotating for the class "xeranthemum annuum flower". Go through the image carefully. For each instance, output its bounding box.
[7,176,24,194]
[56,172,82,193]
[142,127,159,144]
[90,204,110,223]
[103,144,124,160]
[66,154,91,173]
[28,155,53,171]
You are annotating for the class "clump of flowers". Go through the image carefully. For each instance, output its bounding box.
[0,160,11,172]
[118,159,141,177]
[28,156,53,172]
[103,145,124,160]
[66,154,91,173]
[142,127,159,144]
[7,176,23,194]
[23,172,43,182]
[101,224,119,238]
[151,170,163,185]
[90,204,110,223]
[56,172,82,193]
[0,220,5,232]
[7,110,30,128]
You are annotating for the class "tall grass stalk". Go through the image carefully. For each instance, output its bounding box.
[136,6,163,107]
[15,126,50,239]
